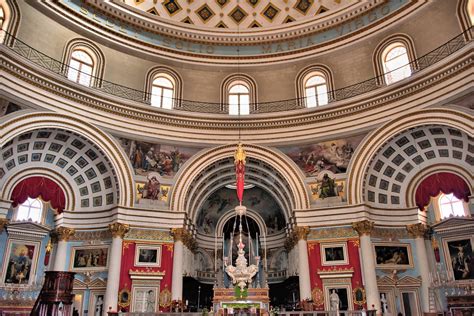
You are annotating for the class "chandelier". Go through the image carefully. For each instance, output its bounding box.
[224,205,259,291]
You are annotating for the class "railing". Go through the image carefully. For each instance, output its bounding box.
[110,311,376,316]
[1,27,472,114]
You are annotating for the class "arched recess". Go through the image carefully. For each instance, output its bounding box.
[347,107,473,205]
[171,144,309,217]
[144,65,183,107]
[0,0,20,46]
[0,112,134,208]
[215,208,267,238]
[295,64,335,106]
[221,74,258,113]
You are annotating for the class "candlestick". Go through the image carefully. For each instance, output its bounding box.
[256,233,259,257]
[215,232,217,272]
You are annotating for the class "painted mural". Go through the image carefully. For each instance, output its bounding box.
[279,135,365,177]
[196,187,285,235]
[118,138,201,178]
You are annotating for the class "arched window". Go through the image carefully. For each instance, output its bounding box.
[228,82,250,115]
[151,75,175,109]
[382,44,412,85]
[67,49,94,86]
[438,193,467,219]
[304,74,328,108]
[16,197,43,223]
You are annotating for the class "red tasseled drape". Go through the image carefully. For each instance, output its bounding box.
[415,172,471,211]
[235,161,245,203]
[11,176,66,213]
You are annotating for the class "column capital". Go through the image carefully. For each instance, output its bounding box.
[295,226,310,241]
[171,228,186,242]
[406,223,428,238]
[0,218,9,233]
[109,223,130,239]
[52,226,76,242]
[352,220,374,236]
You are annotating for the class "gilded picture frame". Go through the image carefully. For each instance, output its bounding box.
[70,245,110,271]
[373,242,413,269]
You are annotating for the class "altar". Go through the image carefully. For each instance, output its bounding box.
[213,287,270,314]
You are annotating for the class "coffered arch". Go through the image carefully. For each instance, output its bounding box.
[171,144,309,219]
[0,112,135,208]
[347,107,473,205]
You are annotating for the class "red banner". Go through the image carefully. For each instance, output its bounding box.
[236,161,245,203]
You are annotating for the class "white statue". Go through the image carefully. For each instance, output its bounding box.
[380,294,390,315]
[95,296,103,316]
[329,289,340,313]
[146,290,155,312]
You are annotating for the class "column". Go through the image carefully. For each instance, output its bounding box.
[52,227,75,271]
[406,223,430,313]
[295,226,311,300]
[104,223,129,315]
[352,220,381,314]
[171,228,185,301]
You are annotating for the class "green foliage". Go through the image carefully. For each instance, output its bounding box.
[234,286,248,298]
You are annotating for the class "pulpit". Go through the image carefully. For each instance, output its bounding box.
[30,271,76,316]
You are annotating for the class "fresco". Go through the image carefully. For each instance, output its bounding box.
[118,138,201,177]
[279,135,365,177]
[196,187,285,235]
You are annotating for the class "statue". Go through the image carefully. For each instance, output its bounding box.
[380,294,390,315]
[329,290,340,313]
[319,173,336,199]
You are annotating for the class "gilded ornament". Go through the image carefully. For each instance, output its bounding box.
[353,287,366,306]
[52,226,76,242]
[109,223,130,239]
[406,223,428,238]
[295,226,309,241]
[171,227,186,241]
[0,218,9,232]
[234,143,246,164]
[311,288,324,306]
[159,288,172,307]
[352,220,374,236]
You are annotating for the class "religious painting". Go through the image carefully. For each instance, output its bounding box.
[374,243,413,269]
[321,242,348,266]
[353,288,366,307]
[131,285,159,313]
[310,173,345,200]
[279,135,365,177]
[2,239,40,285]
[134,245,162,267]
[118,138,201,178]
[444,237,474,281]
[70,245,109,271]
[196,187,285,235]
[118,288,131,308]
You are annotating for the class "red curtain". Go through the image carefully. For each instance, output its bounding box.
[415,172,471,211]
[11,176,66,213]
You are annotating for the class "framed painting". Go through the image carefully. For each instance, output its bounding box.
[321,242,348,266]
[443,237,474,281]
[2,239,40,286]
[324,285,353,312]
[70,245,109,271]
[118,288,131,308]
[131,285,159,313]
[373,243,413,269]
[134,245,162,267]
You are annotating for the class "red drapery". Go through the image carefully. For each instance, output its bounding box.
[11,176,66,213]
[415,172,470,211]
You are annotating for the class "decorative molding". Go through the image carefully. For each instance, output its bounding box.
[171,228,197,252]
[125,228,173,242]
[406,223,428,239]
[70,229,112,241]
[6,221,51,240]
[352,220,374,236]
[295,226,310,241]
[308,227,357,240]
[317,267,354,279]
[129,269,166,280]
[109,223,130,239]
[52,226,76,242]
[371,227,408,240]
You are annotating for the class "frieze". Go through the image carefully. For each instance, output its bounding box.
[308,227,357,240]
[371,227,409,240]
[69,229,112,241]
[124,228,173,242]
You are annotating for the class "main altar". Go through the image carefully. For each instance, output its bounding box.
[213,287,270,314]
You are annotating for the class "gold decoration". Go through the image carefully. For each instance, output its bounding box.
[109,223,130,239]
[171,228,186,241]
[0,218,9,232]
[51,226,76,242]
[118,288,131,308]
[406,223,428,238]
[295,226,309,240]
[234,142,246,165]
[159,288,172,307]
[171,228,196,252]
[349,239,360,248]
[126,228,173,241]
[45,239,53,254]
[308,227,357,240]
[353,287,366,306]
[311,287,324,306]
[352,220,374,236]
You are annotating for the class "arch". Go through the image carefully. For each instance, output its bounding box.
[295,64,334,107]
[0,0,20,46]
[221,74,257,114]
[347,107,473,205]
[62,38,106,87]
[215,208,267,238]
[457,0,474,40]
[144,66,183,107]
[0,112,134,208]
[171,144,309,218]
[373,34,417,85]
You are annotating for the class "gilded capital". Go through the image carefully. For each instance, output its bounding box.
[352,220,374,236]
[406,223,428,238]
[295,226,310,241]
[109,223,130,239]
[171,228,186,242]
[53,226,76,242]
[0,218,9,233]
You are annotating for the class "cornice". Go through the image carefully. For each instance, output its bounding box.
[1,45,472,145]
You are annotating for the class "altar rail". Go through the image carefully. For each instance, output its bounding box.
[1,27,472,114]
[109,311,376,316]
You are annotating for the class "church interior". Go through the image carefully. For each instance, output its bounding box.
[0,0,473,315]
